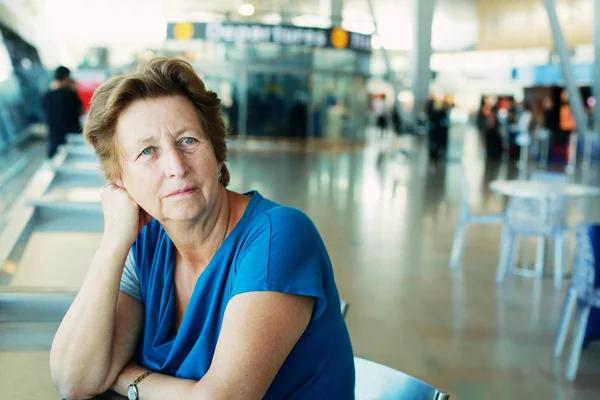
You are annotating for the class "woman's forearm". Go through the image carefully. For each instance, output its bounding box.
[112,363,197,400]
[112,363,245,400]
[50,240,130,398]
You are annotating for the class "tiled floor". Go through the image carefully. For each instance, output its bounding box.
[2,130,600,399]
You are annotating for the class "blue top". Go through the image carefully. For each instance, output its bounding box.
[129,191,355,399]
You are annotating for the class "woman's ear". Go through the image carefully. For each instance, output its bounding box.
[114,175,124,189]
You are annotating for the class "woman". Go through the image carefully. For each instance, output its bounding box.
[50,58,355,400]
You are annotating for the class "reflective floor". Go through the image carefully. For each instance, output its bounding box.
[2,129,600,399]
[0,139,46,231]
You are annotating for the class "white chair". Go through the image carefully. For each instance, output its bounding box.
[354,357,449,400]
[495,171,569,289]
[450,175,504,268]
[554,224,600,381]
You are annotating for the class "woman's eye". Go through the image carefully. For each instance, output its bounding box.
[182,137,195,145]
[141,147,153,155]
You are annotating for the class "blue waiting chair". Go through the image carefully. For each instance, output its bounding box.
[554,224,600,381]
[354,357,449,400]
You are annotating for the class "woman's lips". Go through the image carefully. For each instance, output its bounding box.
[166,187,197,198]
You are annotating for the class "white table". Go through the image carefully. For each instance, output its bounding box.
[490,180,600,279]
[490,180,600,199]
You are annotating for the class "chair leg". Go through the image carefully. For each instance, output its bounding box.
[496,226,514,283]
[509,234,521,273]
[554,289,577,357]
[553,232,566,290]
[566,305,591,381]
[534,235,546,275]
[450,223,468,269]
[520,237,530,269]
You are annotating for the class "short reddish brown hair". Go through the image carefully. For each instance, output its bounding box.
[83,57,229,186]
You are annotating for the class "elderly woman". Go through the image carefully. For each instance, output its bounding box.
[49,58,354,400]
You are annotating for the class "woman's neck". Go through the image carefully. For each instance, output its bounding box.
[163,188,232,275]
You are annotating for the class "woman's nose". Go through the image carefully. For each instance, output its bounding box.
[163,147,187,178]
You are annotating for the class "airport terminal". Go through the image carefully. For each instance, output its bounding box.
[1,0,600,399]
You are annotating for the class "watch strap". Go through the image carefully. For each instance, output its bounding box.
[132,369,154,386]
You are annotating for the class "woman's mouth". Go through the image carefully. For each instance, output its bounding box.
[166,187,197,198]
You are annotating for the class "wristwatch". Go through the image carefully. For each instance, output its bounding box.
[127,370,154,400]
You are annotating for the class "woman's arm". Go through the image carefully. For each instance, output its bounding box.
[110,291,314,400]
[50,242,143,399]
[50,184,149,399]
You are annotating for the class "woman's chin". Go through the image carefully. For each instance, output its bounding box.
[162,207,202,223]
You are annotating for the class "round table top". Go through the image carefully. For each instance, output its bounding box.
[490,180,600,198]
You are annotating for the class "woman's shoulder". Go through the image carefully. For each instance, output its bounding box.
[240,206,324,259]
[246,196,317,236]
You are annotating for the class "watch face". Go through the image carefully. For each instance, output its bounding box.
[127,384,138,400]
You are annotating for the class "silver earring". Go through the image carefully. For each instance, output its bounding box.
[218,172,222,182]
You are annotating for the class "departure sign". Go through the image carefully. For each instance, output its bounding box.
[167,22,372,53]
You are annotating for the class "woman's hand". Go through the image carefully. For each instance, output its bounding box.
[100,183,152,250]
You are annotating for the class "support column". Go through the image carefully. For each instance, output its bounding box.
[281,0,292,24]
[410,0,436,125]
[238,71,248,136]
[331,0,343,26]
[542,0,588,170]
[367,0,403,128]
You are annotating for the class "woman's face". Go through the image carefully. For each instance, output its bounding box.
[115,95,221,222]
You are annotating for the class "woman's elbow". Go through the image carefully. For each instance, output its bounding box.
[51,375,108,400]
[50,357,109,399]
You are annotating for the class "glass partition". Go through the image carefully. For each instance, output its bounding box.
[151,30,371,141]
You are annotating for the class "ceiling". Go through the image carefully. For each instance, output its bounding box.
[4,0,591,53]
[161,0,479,50]
[2,0,478,51]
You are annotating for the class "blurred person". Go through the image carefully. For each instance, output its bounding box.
[373,93,388,138]
[476,97,491,142]
[49,58,354,400]
[517,101,533,143]
[542,96,559,133]
[516,101,533,168]
[440,95,454,154]
[288,91,308,137]
[538,96,557,160]
[558,90,575,159]
[427,97,450,163]
[505,97,521,156]
[391,104,402,137]
[485,103,503,160]
[42,66,83,158]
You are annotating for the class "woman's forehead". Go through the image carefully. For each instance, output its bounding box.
[116,96,202,142]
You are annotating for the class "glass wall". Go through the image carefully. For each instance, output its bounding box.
[0,24,47,152]
[157,39,370,141]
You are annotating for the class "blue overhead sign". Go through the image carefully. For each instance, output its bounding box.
[512,64,593,86]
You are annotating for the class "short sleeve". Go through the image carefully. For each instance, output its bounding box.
[232,207,328,321]
[120,248,142,303]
